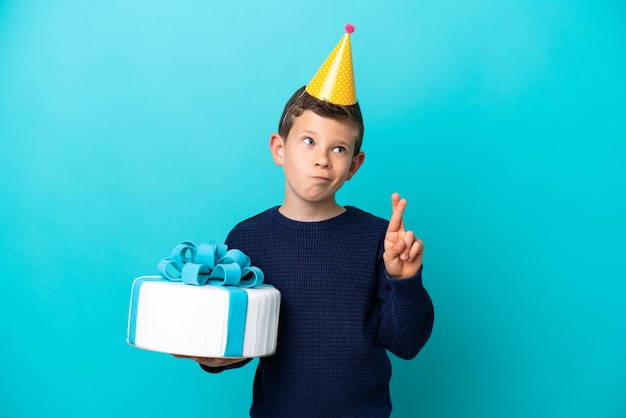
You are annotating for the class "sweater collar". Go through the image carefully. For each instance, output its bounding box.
[269,206,358,231]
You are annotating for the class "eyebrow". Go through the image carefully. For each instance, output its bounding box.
[296,130,318,137]
[333,140,352,149]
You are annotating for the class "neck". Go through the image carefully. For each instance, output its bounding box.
[278,200,346,222]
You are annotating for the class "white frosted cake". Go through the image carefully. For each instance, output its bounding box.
[127,276,280,358]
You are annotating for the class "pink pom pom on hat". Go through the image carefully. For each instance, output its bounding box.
[305,23,357,106]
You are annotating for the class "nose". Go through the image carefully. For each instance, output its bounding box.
[314,151,331,168]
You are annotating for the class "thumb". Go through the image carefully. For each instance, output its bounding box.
[385,238,406,260]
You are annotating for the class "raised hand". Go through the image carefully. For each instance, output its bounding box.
[383,193,424,279]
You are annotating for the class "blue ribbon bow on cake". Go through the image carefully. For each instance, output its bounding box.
[157,240,264,288]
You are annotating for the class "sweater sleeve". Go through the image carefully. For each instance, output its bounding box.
[376,266,435,360]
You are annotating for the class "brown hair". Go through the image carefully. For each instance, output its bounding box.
[278,86,364,156]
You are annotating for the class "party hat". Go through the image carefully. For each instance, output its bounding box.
[305,24,357,106]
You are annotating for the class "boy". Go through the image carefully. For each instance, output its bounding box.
[180,26,434,417]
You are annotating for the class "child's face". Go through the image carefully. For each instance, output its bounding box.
[272,110,364,208]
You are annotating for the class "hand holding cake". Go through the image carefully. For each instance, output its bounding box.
[172,354,248,368]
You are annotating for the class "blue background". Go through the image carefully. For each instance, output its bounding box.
[1,1,624,417]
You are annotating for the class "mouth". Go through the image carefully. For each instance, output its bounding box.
[312,176,331,182]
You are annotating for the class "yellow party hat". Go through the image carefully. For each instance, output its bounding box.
[305,24,356,106]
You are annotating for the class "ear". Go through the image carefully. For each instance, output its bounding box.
[346,151,365,181]
[269,133,285,167]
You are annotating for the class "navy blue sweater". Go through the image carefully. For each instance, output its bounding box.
[203,206,434,417]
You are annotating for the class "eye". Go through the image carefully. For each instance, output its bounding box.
[332,146,347,154]
[302,137,314,146]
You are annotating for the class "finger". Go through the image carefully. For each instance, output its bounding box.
[391,192,400,212]
[400,230,416,260]
[387,196,407,233]
[385,238,406,260]
[407,237,424,262]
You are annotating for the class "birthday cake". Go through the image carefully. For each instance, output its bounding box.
[127,241,280,358]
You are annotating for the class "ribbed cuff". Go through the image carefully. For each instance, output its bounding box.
[386,265,426,303]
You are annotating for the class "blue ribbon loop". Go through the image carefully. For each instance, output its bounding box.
[156,241,265,356]
[157,241,264,287]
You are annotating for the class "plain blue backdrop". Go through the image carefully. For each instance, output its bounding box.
[1,1,624,417]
